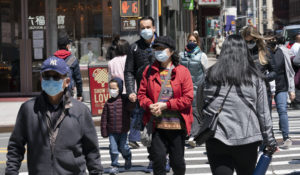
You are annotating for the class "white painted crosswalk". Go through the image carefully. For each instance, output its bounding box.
[18,111,300,174]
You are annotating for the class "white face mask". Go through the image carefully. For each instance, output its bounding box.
[154,49,169,62]
[109,89,119,98]
[140,29,154,40]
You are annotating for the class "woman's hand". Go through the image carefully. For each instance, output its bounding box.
[149,102,167,117]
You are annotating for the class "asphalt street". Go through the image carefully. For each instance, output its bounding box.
[0,109,300,175]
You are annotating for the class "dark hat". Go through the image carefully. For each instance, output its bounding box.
[41,56,69,75]
[58,32,72,47]
[152,36,176,50]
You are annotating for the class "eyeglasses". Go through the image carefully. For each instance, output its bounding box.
[42,72,65,81]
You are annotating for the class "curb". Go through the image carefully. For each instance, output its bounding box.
[0,118,101,134]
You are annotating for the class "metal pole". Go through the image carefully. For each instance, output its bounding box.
[152,0,159,36]
[253,0,257,27]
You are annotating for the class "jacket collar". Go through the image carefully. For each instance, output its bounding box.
[151,61,177,80]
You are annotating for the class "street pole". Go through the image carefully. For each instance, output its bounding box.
[253,0,257,27]
[152,0,159,36]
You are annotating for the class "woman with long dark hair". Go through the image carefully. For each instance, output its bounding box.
[138,36,193,175]
[197,35,277,175]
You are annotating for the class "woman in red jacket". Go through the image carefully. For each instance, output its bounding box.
[138,36,194,175]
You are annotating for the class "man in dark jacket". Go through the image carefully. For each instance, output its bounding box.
[6,56,103,175]
[54,32,83,101]
[124,16,157,172]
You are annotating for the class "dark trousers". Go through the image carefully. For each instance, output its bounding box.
[206,138,260,175]
[151,129,186,175]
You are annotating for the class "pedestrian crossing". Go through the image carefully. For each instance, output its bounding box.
[17,111,300,175]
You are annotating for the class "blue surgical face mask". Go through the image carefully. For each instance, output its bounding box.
[155,49,169,62]
[140,29,153,40]
[41,78,64,96]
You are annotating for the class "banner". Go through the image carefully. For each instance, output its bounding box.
[183,0,194,10]
[198,0,221,6]
[89,66,109,116]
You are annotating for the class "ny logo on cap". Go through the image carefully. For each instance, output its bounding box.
[50,59,57,66]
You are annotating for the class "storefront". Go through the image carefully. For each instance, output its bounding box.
[0,0,114,97]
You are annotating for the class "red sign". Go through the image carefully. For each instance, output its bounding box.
[120,0,140,17]
[89,66,109,116]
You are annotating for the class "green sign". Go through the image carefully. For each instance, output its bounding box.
[183,0,194,10]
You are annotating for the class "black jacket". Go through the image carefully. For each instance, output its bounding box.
[124,37,156,94]
[274,48,288,93]
[249,46,277,83]
[6,92,103,175]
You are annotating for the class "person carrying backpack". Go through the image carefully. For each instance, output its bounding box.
[54,31,83,101]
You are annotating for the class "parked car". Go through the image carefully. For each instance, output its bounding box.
[282,25,300,47]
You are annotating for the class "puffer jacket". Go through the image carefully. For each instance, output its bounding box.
[180,47,207,107]
[196,76,277,147]
[100,77,135,137]
[124,36,156,95]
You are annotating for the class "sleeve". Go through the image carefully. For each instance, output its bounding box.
[82,107,104,175]
[72,59,83,97]
[137,66,154,111]
[100,103,108,138]
[124,44,136,95]
[167,68,194,111]
[201,53,208,69]
[5,104,27,175]
[293,50,300,67]
[256,78,277,147]
[265,52,277,82]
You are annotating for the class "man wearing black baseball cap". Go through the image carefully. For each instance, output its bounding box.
[6,56,103,174]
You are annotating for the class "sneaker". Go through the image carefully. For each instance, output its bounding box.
[165,158,171,172]
[144,161,153,173]
[109,166,119,175]
[281,138,292,149]
[124,158,132,170]
[129,141,140,149]
[188,137,196,148]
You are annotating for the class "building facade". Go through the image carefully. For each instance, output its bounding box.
[0,0,192,97]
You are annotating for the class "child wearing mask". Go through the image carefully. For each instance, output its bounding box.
[100,77,135,175]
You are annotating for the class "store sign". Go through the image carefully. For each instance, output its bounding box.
[198,0,221,6]
[183,0,194,10]
[28,15,66,30]
[121,18,138,31]
[89,66,109,116]
[120,0,140,17]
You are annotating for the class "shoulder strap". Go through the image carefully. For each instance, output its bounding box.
[235,86,256,114]
[217,85,232,113]
[66,54,76,66]
[203,85,221,110]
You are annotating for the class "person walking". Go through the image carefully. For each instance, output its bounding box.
[124,16,157,172]
[54,31,83,101]
[108,39,130,94]
[180,33,208,147]
[196,35,277,175]
[101,78,134,175]
[6,56,103,175]
[106,34,120,61]
[242,26,277,111]
[215,32,225,59]
[273,36,296,148]
[138,36,194,175]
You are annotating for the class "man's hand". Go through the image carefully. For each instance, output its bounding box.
[129,93,137,102]
[289,92,296,101]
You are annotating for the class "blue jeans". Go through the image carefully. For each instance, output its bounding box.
[275,92,289,139]
[109,133,132,167]
[128,106,144,142]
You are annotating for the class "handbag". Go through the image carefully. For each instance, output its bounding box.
[141,65,174,147]
[194,85,232,145]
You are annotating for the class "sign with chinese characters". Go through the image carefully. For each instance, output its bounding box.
[121,18,138,31]
[89,66,109,116]
[198,0,221,6]
[183,0,194,10]
[28,15,66,30]
[120,0,140,17]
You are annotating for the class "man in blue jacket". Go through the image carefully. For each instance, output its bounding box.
[6,56,103,175]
